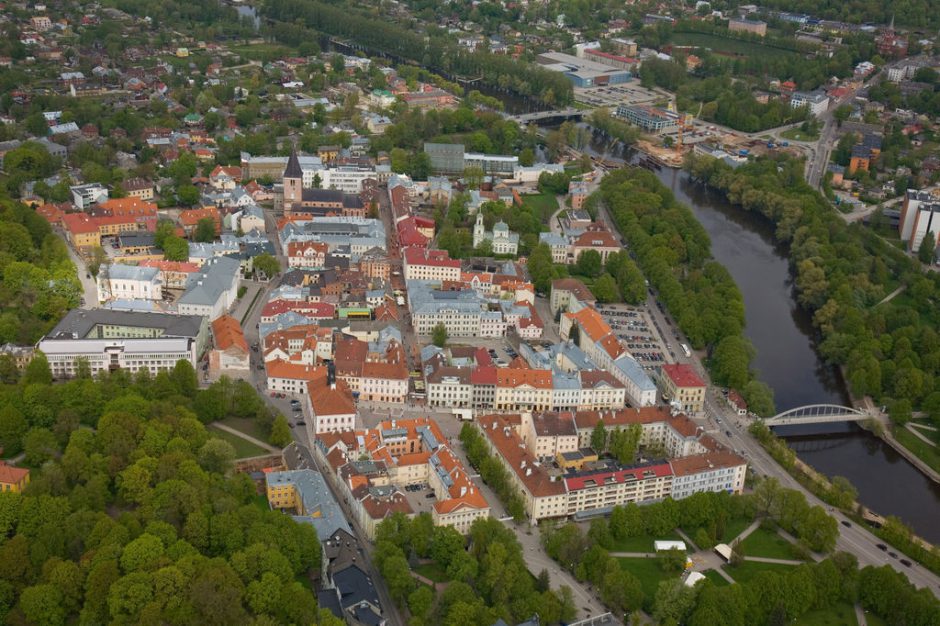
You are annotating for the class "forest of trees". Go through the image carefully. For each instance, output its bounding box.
[751,0,940,29]
[0,196,81,345]
[597,168,776,415]
[687,153,940,422]
[0,358,339,625]
[262,0,573,105]
[371,513,576,626]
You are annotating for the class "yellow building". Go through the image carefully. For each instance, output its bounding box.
[0,461,29,492]
[659,364,707,416]
[556,448,598,471]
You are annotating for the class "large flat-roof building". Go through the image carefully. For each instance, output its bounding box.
[39,308,208,378]
[614,104,679,133]
[728,17,767,36]
[537,51,633,87]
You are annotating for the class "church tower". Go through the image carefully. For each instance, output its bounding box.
[473,212,486,249]
[283,148,303,209]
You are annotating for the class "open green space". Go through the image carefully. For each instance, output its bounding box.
[893,427,940,474]
[230,43,293,60]
[739,526,801,561]
[723,560,796,585]
[702,569,731,586]
[207,425,269,459]
[608,531,683,553]
[219,416,269,442]
[617,557,681,605]
[520,193,560,224]
[865,613,887,626]
[413,562,449,583]
[671,32,797,59]
[683,517,751,547]
[794,601,858,626]
[780,127,820,142]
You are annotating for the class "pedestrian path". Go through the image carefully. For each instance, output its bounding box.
[609,552,655,558]
[742,556,804,565]
[906,423,938,448]
[733,519,762,543]
[855,603,868,626]
[675,527,698,551]
[211,422,278,453]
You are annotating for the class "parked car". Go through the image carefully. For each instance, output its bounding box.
[900,559,912,567]
[876,544,887,551]
[840,520,851,528]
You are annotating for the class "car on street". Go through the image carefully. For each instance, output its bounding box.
[840,520,851,528]
[876,543,887,551]
[900,559,911,567]
[889,552,897,558]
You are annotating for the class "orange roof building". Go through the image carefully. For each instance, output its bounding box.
[0,461,29,493]
[208,315,249,380]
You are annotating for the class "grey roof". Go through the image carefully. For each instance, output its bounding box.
[539,232,569,246]
[265,469,352,539]
[105,264,160,282]
[284,149,304,179]
[178,256,241,307]
[38,336,192,355]
[49,308,204,340]
[117,232,156,248]
[614,354,657,392]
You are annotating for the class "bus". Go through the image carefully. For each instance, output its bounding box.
[680,344,691,358]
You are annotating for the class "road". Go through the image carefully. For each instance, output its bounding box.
[58,229,98,306]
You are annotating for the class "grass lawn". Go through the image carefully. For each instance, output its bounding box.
[608,531,683,553]
[230,43,293,60]
[893,427,940,474]
[252,493,270,513]
[865,613,887,626]
[219,416,269,442]
[723,560,795,585]
[739,526,801,561]
[722,517,753,543]
[794,602,858,626]
[671,32,797,59]
[208,425,269,459]
[520,193,560,223]
[780,127,820,142]
[702,569,731,586]
[617,557,679,606]
[413,562,449,583]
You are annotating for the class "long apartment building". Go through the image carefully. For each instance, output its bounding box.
[899,189,940,253]
[38,309,207,378]
[475,408,746,522]
[315,418,490,536]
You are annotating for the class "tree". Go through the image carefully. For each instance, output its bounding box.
[23,427,59,465]
[23,351,52,386]
[575,250,602,278]
[162,235,189,262]
[253,253,280,279]
[194,217,217,242]
[653,578,698,624]
[590,419,607,453]
[591,273,620,303]
[154,220,175,249]
[519,147,535,167]
[269,414,292,447]
[20,584,65,626]
[918,231,936,265]
[432,323,448,348]
[198,438,236,474]
[0,405,27,455]
[833,104,852,126]
[88,246,108,278]
[177,184,201,207]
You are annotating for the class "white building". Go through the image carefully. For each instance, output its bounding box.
[473,213,519,255]
[177,256,241,320]
[70,183,109,210]
[790,90,830,116]
[899,189,940,252]
[96,264,163,303]
[669,452,747,499]
[39,337,196,379]
[402,248,461,282]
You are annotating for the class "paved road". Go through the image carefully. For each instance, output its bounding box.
[58,230,98,306]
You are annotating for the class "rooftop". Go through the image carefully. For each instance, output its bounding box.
[49,308,204,340]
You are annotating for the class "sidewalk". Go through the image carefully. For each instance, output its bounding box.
[211,422,278,453]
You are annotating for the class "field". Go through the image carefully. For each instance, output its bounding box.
[608,531,683,553]
[893,426,940,474]
[617,557,680,606]
[671,32,797,60]
[781,127,820,142]
[520,193,560,224]
[738,526,801,560]
[723,560,795,585]
[413,562,449,583]
[794,602,858,626]
[219,416,270,442]
[701,569,730,586]
[208,425,269,459]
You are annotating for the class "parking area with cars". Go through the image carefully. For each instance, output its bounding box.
[595,302,674,368]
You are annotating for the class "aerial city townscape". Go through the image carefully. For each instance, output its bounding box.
[2,0,940,624]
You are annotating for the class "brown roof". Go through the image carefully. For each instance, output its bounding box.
[478,415,565,498]
[573,406,675,430]
[362,361,409,381]
[0,461,28,485]
[579,370,624,389]
[530,413,578,437]
[552,278,595,302]
[496,368,552,389]
[265,360,327,383]
[566,307,611,343]
[667,414,700,438]
[669,451,746,477]
[211,315,248,353]
[359,489,414,519]
[309,379,357,416]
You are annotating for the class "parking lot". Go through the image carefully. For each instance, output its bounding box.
[595,302,675,369]
[574,83,664,108]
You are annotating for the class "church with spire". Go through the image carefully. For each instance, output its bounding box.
[280,149,367,218]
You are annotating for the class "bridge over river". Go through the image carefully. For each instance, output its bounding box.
[763,404,873,427]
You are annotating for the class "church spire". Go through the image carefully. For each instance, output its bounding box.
[283,148,303,180]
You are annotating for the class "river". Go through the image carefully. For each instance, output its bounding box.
[563,130,940,541]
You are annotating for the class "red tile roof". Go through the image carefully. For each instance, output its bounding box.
[564,462,672,491]
[211,314,248,353]
[661,364,706,389]
[0,461,28,485]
